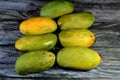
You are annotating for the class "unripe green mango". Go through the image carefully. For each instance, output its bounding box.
[40,1,74,18]
[57,47,101,70]
[58,12,95,30]
[15,33,57,52]
[15,50,55,75]
[59,29,95,47]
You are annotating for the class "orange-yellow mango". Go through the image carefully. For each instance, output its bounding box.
[20,17,57,35]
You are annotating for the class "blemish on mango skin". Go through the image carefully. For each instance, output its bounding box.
[91,35,96,43]
[20,17,57,35]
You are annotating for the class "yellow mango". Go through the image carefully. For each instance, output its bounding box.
[57,47,101,70]
[20,17,57,35]
[59,29,95,47]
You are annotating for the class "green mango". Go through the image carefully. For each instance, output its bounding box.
[59,29,95,47]
[57,47,101,70]
[15,50,55,75]
[58,12,95,30]
[40,1,74,18]
[15,33,57,52]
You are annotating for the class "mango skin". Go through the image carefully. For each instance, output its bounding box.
[15,33,57,52]
[59,29,95,47]
[58,12,95,30]
[20,17,57,35]
[15,50,55,75]
[57,47,101,70]
[40,1,74,18]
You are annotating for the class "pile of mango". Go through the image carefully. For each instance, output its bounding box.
[15,0,101,75]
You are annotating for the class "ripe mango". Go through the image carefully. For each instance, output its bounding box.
[59,29,95,47]
[57,47,101,70]
[58,12,95,30]
[15,33,57,52]
[15,50,55,75]
[20,17,57,35]
[40,1,74,18]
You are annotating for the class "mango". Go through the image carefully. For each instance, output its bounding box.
[40,1,74,18]
[58,12,95,30]
[15,50,55,75]
[57,47,101,70]
[15,33,57,52]
[20,17,57,35]
[59,29,95,47]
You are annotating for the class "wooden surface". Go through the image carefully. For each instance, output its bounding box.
[0,0,120,79]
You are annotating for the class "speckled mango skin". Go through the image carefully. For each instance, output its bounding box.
[58,12,95,30]
[57,47,101,70]
[40,1,74,18]
[20,17,57,35]
[15,33,57,52]
[59,29,95,47]
[15,50,55,75]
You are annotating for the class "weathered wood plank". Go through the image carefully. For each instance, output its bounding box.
[0,46,21,64]
[0,30,22,45]
[72,0,120,3]
[0,21,19,30]
[0,10,27,21]
[91,22,120,47]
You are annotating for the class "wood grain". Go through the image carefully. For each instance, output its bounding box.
[0,0,120,79]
